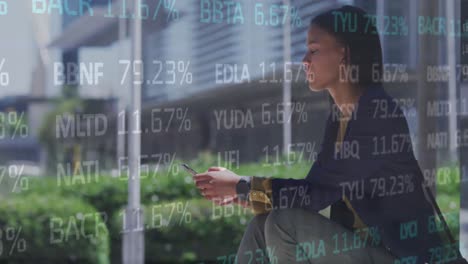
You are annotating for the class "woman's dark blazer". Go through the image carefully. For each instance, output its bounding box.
[270,83,446,263]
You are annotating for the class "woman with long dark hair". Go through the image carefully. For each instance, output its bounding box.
[194,5,462,263]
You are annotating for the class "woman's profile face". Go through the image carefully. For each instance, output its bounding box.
[302,24,345,92]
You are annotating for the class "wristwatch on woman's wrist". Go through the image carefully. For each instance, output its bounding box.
[236,176,251,201]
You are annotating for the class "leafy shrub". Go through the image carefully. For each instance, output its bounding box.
[15,152,322,262]
[110,198,253,263]
[23,152,312,216]
[0,193,109,263]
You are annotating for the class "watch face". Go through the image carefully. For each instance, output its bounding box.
[236,180,249,195]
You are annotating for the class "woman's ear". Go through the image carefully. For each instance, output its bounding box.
[339,47,346,64]
[340,46,351,65]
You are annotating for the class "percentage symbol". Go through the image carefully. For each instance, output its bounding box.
[302,63,315,83]
[163,0,179,22]
[398,65,409,82]
[266,246,278,264]
[404,175,414,193]
[407,100,416,117]
[0,58,9,86]
[306,142,317,162]
[5,227,26,256]
[177,201,191,225]
[399,17,409,36]
[8,112,28,139]
[9,165,28,193]
[176,108,191,132]
[291,7,302,28]
[178,61,193,85]
[369,227,381,246]
[170,153,179,175]
[164,153,177,177]
[298,186,310,206]
[295,103,307,123]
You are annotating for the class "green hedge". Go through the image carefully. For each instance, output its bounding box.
[12,153,333,262]
[435,166,462,241]
[17,152,465,262]
[110,198,253,263]
[0,193,109,263]
[23,152,311,220]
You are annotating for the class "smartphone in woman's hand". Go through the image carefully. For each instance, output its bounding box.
[180,163,198,176]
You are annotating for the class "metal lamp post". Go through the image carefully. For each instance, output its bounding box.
[122,0,144,263]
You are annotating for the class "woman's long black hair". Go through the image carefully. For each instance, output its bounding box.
[310,5,384,108]
[310,5,383,112]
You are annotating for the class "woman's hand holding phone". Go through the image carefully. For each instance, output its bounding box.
[189,166,249,208]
